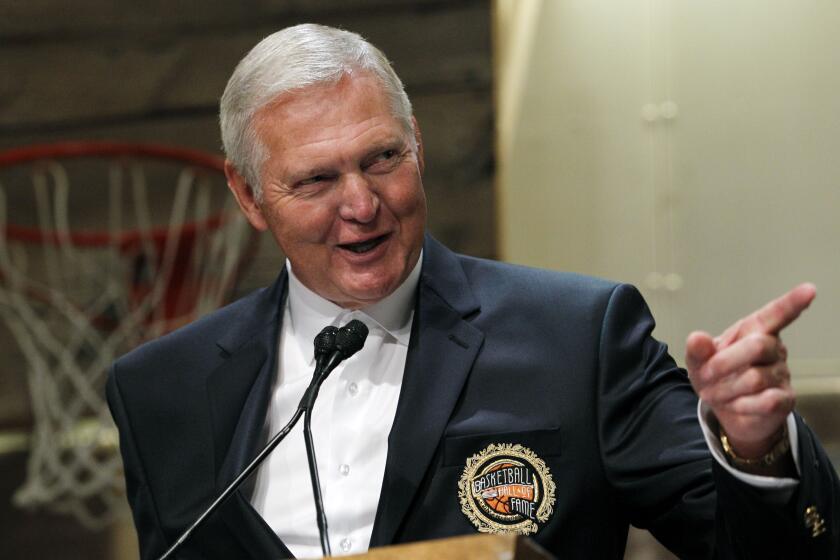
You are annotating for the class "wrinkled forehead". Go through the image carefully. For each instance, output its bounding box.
[256,71,411,135]
[252,74,413,172]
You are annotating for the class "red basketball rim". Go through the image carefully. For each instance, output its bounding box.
[0,141,230,247]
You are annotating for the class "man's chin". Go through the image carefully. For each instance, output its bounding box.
[331,279,399,309]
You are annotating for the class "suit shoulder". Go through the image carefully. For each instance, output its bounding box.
[456,253,621,303]
[449,254,658,336]
[113,285,277,377]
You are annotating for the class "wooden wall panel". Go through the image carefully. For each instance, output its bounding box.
[1,2,490,129]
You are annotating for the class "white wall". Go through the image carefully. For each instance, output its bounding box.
[496,0,840,392]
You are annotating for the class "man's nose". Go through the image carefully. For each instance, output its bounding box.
[338,173,379,223]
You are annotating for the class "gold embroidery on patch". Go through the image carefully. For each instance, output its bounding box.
[458,443,556,535]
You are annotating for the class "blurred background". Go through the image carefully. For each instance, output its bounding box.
[0,1,837,558]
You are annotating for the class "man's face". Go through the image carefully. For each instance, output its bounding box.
[226,73,427,308]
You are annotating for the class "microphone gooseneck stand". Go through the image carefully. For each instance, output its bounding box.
[301,326,338,557]
[302,319,370,557]
[303,388,330,556]
[156,320,368,560]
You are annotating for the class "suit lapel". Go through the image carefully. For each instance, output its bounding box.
[370,236,484,546]
[200,237,483,553]
[204,271,293,558]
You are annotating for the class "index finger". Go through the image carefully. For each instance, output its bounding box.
[752,282,816,335]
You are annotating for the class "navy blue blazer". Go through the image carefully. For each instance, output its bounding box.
[107,235,839,559]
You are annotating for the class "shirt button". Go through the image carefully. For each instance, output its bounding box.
[339,463,350,476]
[347,382,359,396]
[340,538,352,552]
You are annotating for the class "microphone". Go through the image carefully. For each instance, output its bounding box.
[157,321,368,560]
[302,319,368,557]
[313,326,338,374]
[300,320,368,411]
[329,319,368,369]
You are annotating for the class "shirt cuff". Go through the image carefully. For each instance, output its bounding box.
[697,401,800,501]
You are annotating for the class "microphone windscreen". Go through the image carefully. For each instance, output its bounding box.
[335,319,369,357]
[314,326,338,358]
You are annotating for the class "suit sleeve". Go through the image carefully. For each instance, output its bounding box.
[106,363,169,560]
[595,283,839,558]
[712,413,840,558]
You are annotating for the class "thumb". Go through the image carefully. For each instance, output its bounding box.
[685,331,716,373]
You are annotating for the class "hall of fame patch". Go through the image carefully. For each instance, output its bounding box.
[457,443,556,535]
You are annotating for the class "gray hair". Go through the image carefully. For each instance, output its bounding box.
[219,24,414,199]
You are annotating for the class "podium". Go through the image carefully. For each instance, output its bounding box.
[301,534,555,559]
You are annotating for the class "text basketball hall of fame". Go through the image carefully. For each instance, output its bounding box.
[458,443,556,535]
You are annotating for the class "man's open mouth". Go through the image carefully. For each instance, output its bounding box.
[338,234,389,254]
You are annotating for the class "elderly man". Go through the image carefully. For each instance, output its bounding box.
[107,24,839,559]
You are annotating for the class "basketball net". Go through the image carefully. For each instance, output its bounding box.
[0,143,258,528]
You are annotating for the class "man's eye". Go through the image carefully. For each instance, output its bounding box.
[298,175,330,186]
[366,149,400,170]
[375,149,397,161]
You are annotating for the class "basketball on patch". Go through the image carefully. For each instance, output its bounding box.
[485,495,512,514]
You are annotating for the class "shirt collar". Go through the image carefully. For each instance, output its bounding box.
[286,252,422,358]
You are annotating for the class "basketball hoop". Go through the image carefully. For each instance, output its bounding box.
[0,141,259,528]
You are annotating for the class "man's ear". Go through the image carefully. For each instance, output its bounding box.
[412,116,424,174]
[224,161,268,231]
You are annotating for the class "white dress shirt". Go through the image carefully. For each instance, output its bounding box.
[250,254,798,556]
[250,255,421,558]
